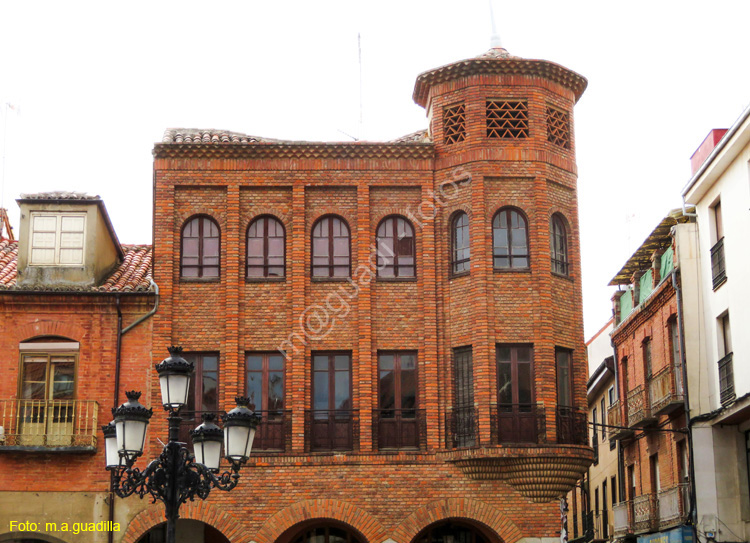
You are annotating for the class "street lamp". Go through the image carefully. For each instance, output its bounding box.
[105,346,260,543]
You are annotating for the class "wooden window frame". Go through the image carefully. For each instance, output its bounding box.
[556,348,574,408]
[246,215,286,279]
[550,213,570,276]
[180,215,220,279]
[451,211,470,275]
[312,352,352,411]
[493,207,529,270]
[496,344,535,408]
[311,215,351,279]
[245,352,285,412]
[376,215,416,279]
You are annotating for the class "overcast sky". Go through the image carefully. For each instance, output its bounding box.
[2,0,749,339]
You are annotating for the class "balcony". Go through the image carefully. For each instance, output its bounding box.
[556,406,588,445]
[627,385,656,428]
[446,406,478,449]
[710,237,726,289]
[373,408,425,450]
[592,511,611,541]
[649,365,685,416]
[633,493,658,533]
[491,403,546,444]
[0,399,98,452]
[607,400,633,439]
[305,409,358,452]
[718,353,735,405]
[658,484,690,530]
[613,501,633,538]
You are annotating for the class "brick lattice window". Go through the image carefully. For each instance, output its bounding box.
[546,106,571,149]
[443,103,466,144]
[486,100,529,138]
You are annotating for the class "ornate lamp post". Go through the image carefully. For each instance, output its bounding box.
[104,347,259,543]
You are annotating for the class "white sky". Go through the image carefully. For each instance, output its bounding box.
[2,0,749,340]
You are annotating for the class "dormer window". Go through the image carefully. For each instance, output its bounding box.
[29,212,85,265]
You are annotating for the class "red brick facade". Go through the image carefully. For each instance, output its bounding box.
[142,47,592,543]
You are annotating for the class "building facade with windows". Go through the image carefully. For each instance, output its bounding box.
[682,105,750,543]
[0,192,156,541]
[132,46,593,543]
[607,211,693,543]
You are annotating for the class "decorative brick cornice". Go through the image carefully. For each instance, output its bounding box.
[153,142,435,161]
[413,57,587,107]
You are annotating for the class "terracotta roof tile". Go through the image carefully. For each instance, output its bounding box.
[161,129,279,145]
[0,239,18,286]
[390,129,431,143]
[0,243,152,292]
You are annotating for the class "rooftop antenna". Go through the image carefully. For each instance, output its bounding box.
[489,0,503,48]
[358,32,364,140]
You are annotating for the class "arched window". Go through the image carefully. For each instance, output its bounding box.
[247,216,285,278]
[451,211,470,274]
[492,208,528,269]
[181,216,220,278]
[376,215,415,277]
[312,215,350,278]
[550,213,569,275]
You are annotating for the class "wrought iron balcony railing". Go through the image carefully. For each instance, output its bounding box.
[305,409,359,452]
[633,493,658,533]
[491,403,546,444]
[613,501,633,537]
[718,352,735,405]
[0,399,98,451]
[627,385,656,427]
[446,406,478,449]
[711,237,726,289]
[658,483,690,530]
[373,408,425,450]
[556,406,588,445]
[649,365,685,416]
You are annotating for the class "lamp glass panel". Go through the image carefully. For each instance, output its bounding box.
[225,425,250,460]
[105,435,121,467]
[195,440,222,471]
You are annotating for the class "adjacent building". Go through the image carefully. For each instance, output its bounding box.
[0,192,155,542]
[682,104,750,543]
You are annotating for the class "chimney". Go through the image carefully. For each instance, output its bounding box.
[690,128,728,175]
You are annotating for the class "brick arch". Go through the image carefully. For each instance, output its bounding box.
[392,498,522,543]
[121,502,246,543]
[371,208,419,229]
[255,499,387,543]
[307,210,356,230]
[12,320,87,343]
[176,210,228,231]
[242,208,292,233]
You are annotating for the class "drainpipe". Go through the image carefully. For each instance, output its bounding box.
[108,278,159,543]
[672,269,698,527]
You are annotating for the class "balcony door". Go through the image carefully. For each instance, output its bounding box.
[19,342,77,446]
[179,353,218,443]
[246,352,286,451]
[311,353,352,450]
[377,352,418,449]
[496,345,536,442]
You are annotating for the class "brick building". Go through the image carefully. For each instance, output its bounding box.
[127,45,593,543]
[607,211,692,543]
[0,193,155,542]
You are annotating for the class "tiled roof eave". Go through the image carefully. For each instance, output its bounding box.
[153,142,435,160]
[412,58,588,107]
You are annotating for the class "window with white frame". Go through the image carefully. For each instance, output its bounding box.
[29,212,86,265]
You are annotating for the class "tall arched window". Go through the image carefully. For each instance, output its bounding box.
[312,215,350,278]
[451,211,470,274]
[492,208,528,269]
[181,216,220,278]
[376,215,415,278]
[550,213,569,275]
[247,216,285,278]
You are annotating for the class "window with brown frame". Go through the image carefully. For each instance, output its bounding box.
[312,216,350,278]
[181,216,220,278]
[550,213,569,275]
[451,211,470,274]
[310,352,353,451]
[496,344,537,443]
[178,353,219,443]
[246,352,286,451]
[376,216,415,278]
[556,348,573,407]
[247,216,285,278]
[493,208,529,269]
[377,351,419,449]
